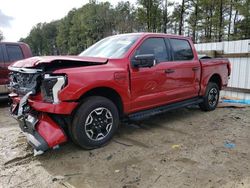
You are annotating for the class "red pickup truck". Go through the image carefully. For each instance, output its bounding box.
[0,42,32,98]
[8,33,231,154]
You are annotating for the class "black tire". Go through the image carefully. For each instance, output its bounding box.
[199,82,220,111]
[71,96,119,149]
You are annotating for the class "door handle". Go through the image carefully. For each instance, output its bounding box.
[165,69,175,74]
[192,67,200,71]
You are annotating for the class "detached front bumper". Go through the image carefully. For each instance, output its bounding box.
[9,92,69,154]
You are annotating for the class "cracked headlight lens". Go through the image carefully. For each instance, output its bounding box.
[41,74,66,103]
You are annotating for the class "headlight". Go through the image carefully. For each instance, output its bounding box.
[41,74,66,103]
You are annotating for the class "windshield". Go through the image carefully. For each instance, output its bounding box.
[79,34,140,58]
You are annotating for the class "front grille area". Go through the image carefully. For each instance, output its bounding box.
[9,71,42,95]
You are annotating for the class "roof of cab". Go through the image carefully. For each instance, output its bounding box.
[0,41,27,45]
[112,32,192,40]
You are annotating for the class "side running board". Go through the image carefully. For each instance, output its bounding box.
[128,97,203,121]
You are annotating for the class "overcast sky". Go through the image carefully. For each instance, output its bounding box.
[0,0,137,42]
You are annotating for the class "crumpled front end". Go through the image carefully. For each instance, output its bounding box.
[8,67,70,155]
[9,93,68,155]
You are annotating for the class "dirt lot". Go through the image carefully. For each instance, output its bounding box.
[0,100,250,188]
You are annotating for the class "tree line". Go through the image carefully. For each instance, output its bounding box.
[0,30,3,41]
[20,0,250,56]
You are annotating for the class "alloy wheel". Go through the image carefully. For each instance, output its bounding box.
[84,107,113,141]
[208,88,218,107]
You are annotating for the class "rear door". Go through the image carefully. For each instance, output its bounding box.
[162,38,201,102]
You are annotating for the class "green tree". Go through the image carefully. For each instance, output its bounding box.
[187,0,202,43]
[56,9,76,55]
[232,0,241,39]
[227,0,234,40]
[21,22,59,55]
[21,0,250,55]
[170,4,181,34]
[178,0,186,35]
[21,23,44,55]
[66,2,114,54]
[37,21,59,55]
[161,0,174,33]
[114,1,139,33]
[237,0,250,39]
[137,0,162,32]
[0,30,4,41]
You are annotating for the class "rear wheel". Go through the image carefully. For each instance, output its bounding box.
[71,96,119,149]
[199,82,220,111]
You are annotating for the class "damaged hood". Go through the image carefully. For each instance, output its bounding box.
[10,56,108,68]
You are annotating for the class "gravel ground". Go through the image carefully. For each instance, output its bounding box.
[0,100,250,188]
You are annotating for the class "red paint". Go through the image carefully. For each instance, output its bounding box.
[199,58,230,95]
[36,113,67,148]
[50,33,230,114]
[114,72,128,84]
[9,33,231,151]
[0,42,32,86]
[28,99,78,114]
[11,56,107,68]
[11,95,78,115]
[10,33,231,115]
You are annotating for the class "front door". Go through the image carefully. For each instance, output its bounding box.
[129,37,171,112]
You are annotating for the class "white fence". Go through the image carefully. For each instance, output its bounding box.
[195,39,250,100]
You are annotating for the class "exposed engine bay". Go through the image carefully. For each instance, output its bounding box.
[9,67,42,95]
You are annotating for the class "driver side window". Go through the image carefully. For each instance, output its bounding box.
[135,38,169,62]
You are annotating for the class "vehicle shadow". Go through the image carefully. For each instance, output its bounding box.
[118,105,201,135]
[0,99,9,108]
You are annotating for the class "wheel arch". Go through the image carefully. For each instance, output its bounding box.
[208,74,222,90]
[76,87,124,117]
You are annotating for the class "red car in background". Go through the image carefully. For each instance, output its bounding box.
[8,33,231,154]
[0,42,32,99]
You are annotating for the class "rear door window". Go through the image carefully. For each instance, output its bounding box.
[135,38,170,62]
[6,45,24,62]
[0,45,4,63]
[170,39,194,61]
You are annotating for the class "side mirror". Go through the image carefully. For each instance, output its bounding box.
[132,54,156,68]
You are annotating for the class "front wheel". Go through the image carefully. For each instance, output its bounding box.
[199,82,220,111]
[71,96,119,149]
